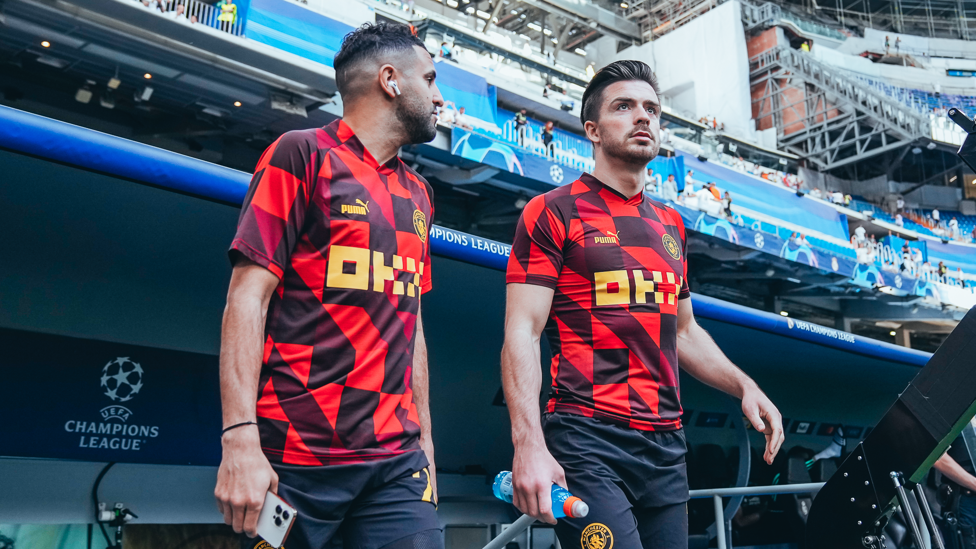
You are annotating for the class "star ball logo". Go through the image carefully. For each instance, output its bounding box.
[549,164,564,184]
[100,357,144,402]
[63,357,161,452]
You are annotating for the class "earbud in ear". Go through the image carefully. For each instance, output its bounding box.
[390,81,402,96]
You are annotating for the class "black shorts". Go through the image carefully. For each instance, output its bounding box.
[544,413,690,549]
[242,450,441,549]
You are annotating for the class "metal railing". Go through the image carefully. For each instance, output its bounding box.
[138,0,245,36]
[480,482,826,549]
[691,482,825,549]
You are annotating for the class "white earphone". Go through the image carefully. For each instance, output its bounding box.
[389,81,402,96]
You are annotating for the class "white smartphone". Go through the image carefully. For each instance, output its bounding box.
[255,491,297,548]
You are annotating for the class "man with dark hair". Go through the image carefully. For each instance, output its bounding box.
[502,59,784,549]
[215,22,445,549]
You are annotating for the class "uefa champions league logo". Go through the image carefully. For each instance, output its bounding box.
[100,357,144,403]
[754,233,765,248]
[549,164,564,184]
[64,356,160,451]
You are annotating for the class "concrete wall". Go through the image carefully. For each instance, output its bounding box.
[611,1,756,139]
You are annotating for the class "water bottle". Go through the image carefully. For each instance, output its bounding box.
[492,471,589,519]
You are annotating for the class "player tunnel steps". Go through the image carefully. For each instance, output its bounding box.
[748,45,931,170]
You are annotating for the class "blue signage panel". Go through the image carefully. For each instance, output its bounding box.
[451,127,583,187]
[0,328,221,465]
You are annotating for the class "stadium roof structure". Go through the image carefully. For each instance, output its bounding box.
[768,0,976,39]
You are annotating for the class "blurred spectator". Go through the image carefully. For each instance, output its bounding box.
[722,191,733,219]
[142,0,164,11]
[895,36,901,54]
[437,101,457,126]
[797,233,809,247]
[696,184,722,217]
[809,187,823,200]
[663,174,678,202]
[645,168,662,194]
[685,170,695,190]
[844,194,852,206]
[957,268,966,287]
[895,213,903,227]
[854,226,867,247]
[800,40,811,52]
[216,0,237,30]
[439,42,453,60]
[895,196,905,214]
[900,242,912,272]
[456,107,472,130]
[660,126,671,145]
[168,3,189,20]
[515,109,528,147]
[885,35,890,55]
[542,121,555,157]
[938,261,948,277]
[949,217,959,239]
[707,182,720,200]
[971,225,976,241]
[932,208,941,224]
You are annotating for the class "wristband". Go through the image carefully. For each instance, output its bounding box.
[221,421,257,436]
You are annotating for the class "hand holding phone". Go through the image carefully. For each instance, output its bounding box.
[255,491,297,548]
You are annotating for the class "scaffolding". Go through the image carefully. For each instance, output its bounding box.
[750,45,930,171]
[772,0,976,40]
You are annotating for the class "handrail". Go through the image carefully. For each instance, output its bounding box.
[693,482,826,549]
[478,482,828,549]
[689,481,825,498]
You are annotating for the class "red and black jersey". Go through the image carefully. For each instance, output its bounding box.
[229,120,434,465]
[507,173,689,431]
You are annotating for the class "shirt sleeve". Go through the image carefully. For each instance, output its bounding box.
[506,195,566,288]
[422,183,435,295]
[670,208,691,299]
[228,131,317,279]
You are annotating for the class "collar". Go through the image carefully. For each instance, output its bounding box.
[579,173,645,206]
[333,119,403,173]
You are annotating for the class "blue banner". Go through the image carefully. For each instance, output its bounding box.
[647,155,685,191]
[677,152,851,242]
[669,203,858,277]
[435,62,497,126]
[0,329,220,465]
[924,237,976,273]
[245,0,353,67]
[451,127,583,187]
[430,225,511,271]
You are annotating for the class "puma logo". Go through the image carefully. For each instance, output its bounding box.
[595,230,620,245]
[341,199,370,216]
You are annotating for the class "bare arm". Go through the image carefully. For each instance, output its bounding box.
[412,307,437,502]
[501,283,565,525]
[676,298,785,464]
[214,258,281,537]
[935,452,976,492]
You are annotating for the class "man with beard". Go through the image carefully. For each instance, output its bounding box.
[215,23,445,549]
[502,60,785,549]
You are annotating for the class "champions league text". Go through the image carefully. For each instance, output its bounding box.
[64,420,159,451]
